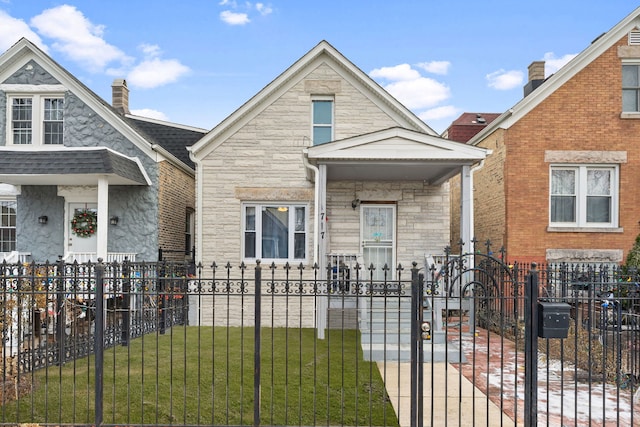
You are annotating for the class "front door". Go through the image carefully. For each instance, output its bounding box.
[67,203,98,258]
[361,204,395,281]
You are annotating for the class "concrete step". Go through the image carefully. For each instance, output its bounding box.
[361,342,467,363]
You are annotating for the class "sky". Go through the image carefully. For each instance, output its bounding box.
[0,1,637,134]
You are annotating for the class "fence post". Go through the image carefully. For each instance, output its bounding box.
[254,261,261,427]
[158,261,166,335]
[95,259,105,427]
[410,262,423,427]
[121,258,131,346]
[55,257,65,365]
[524,263,539,427]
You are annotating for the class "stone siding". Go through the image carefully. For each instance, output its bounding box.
[199,62,442,264]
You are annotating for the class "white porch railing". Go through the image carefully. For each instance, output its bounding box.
[327,253,361,295]
[0,251,32,263]
[64,252,137,263]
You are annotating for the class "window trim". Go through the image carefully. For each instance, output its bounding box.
[0,199,17,253]
[549,164,619,229]
[311,96,334,145]
[6,92,65,146]
[242,202,309,264]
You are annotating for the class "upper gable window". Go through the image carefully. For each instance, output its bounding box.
[312,97,333,145]
[622,64,640,112]
[8,94,64,145]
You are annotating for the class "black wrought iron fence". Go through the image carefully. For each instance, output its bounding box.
[0,256,638,426]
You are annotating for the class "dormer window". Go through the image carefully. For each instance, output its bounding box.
[8,94,64,145]
[312,97,333,145]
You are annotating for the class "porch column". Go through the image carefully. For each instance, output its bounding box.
[317,164,328,274]
[316,164,328,339]
[97,176,109,260]
[460,165,474,255]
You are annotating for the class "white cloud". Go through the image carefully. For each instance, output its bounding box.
[139,43,162,58]
[543,52,578,75]
[418,105,460,121]
[384,78,450,109]
[127,58,190,89]
[486,69,524,90]
[416,60,451,75]
[130,108,169,122]
[30,5,130,72]
[0,10,47,52]
[370,64,421,81]
[220,10,250,25]
[371,63,450,110]
[256,3,273,15]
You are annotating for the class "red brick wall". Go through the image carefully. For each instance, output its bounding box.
[473,37,640,263]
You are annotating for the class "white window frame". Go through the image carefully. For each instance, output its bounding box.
[311,96,334,145]
[0,199,17,253]
[242,202,308,263]
[549,164,619,228]
[6,93,65,146]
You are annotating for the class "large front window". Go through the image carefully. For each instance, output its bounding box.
[9,95,64,145]
[0,201,17,252]
[243,203,307,262]
[550,166,617,227]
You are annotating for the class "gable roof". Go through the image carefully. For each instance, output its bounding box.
[189,40,436,159]
[468,6,640,145]
[0,38,198,173]
[305,127,489,184]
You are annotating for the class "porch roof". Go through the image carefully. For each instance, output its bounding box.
[304,127,489,185]
[0,148,150,186]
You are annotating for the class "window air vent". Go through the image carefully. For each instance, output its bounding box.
[629,29,640,45]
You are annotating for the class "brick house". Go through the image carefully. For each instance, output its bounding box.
[450,6,640,265]
[0,38,205,263]
[188,40,489,327]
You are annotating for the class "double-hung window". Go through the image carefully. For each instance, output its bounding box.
[312,97,333,145]
[0,200,17,253]
[550,165,618,227]
[8,94,64,145]
[243,203,307,262]
[622,63,640,112]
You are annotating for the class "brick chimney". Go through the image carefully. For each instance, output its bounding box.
[523,61,545,97]
[111,79,130,114]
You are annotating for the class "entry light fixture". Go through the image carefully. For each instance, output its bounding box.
[110,216,119,226]
[38,215,48,225]
[351,199,360,210]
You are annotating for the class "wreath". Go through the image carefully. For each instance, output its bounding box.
[71,209,97,237]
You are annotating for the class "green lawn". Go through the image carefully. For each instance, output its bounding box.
[2,327,399,426]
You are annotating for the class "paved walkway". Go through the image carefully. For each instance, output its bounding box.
[381,327,640,426]
[380,361,513,426]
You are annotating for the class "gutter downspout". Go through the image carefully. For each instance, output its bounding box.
[188,148,204,267]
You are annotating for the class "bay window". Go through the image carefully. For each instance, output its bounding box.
[550,165,618,227]
[243,203,307,262]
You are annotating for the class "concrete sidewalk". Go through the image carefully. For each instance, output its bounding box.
[378,362,515,426]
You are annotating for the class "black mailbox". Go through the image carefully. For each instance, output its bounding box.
[538,301,570,339]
